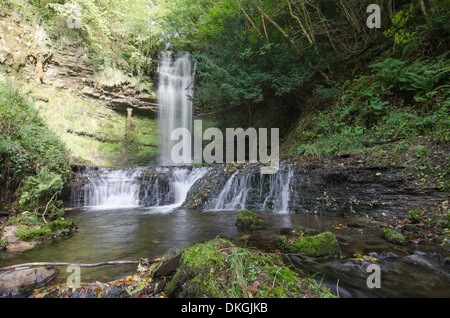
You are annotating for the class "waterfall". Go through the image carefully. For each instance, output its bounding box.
[157,51,196,166]
[207,164,294,213]
[72,167,144,209]
[69,51,296,214]
[70,164,294,213]
[71,166,209,212]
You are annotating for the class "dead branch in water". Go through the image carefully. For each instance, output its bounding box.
[0,257,161,272]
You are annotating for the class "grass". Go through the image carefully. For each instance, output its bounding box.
[165,238,335,298]
[23,81,159,167]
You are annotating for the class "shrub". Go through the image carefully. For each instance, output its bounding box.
[0,74,70,216]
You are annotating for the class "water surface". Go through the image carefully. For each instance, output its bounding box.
[1,207,449,298]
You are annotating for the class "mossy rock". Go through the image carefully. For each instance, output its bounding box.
[380,228,405,245]
[14,217,78,242]
[46,218,78,236]
[277,231,340,258]
[15,227,53,241]
[236,210,266,230]
[292,225,320,236]
[164,238,335,298]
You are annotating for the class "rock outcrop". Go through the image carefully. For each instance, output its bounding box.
[0,14,158,117]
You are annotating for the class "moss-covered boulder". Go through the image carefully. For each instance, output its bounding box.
[292,225,321,236]
[164,238,335,298]
[277,231,340,258]
[380,228,405,245]
[6,215,78,246]
[236,210,266,230]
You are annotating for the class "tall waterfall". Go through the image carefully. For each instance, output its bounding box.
[69,51,296,214]
[157,51,196,166]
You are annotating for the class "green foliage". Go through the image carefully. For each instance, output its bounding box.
[369,57,449,98]
[46,0,111,50]
[15,227,53,241]
[19,167,64,216]
[14,217,77,241]
[0,74,70,216]
[295,52,449,156]
[166,238,335,298]
[384,4,418,46]
[0,236,7,249]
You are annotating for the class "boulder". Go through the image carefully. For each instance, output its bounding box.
[381,228,405,245]
[0,267,59,297]
[153,244,191,278]
[236,210,266,230]
[277,231,340,258]
[164,238,335,298]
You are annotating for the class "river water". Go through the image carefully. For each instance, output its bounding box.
[1,206,449,298]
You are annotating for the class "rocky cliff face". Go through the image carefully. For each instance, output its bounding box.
[44,41,159,117]
[1,12,160,167]
[0,13,158,117]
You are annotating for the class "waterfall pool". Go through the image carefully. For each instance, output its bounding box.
[1,207,449,298]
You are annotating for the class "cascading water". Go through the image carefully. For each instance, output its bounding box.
[207,164,294,213]
[140,166,209,212]
[71,166,209,213]
[157,51,196,166]
[71,167,144,209]
[70,51,296,213]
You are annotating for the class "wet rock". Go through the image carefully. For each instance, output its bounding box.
[0,267,59,297]
[380,228,405,245]
[153,244,191,278]
[236,210,266,230]
[277,231,340,258]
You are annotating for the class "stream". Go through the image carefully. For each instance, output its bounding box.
[1,206,449,298]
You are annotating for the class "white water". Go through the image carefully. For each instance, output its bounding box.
[78,168,144,210]
[75,167,209,213]
[158,51,196,166]
[208,164,294,213]
[73,51,294,213]
[148,167,209,213]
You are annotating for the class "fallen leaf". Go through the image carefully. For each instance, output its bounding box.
[247,281,260,295]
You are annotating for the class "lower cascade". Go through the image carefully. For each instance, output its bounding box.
[208,164,293,213]
[70,163,295,213]
[71,166,210,211]
[71,167,144,209]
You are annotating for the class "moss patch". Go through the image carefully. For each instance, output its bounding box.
[277,231,340,258]
[236,210,266,230]
[10,216,78,243]
[164,238,335,298]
